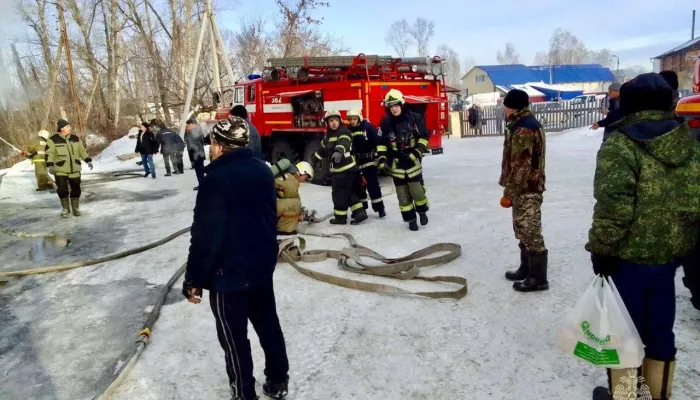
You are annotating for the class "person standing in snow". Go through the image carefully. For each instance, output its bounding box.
[347,107,386,218]
[230,105,263,160]
[184,117,207,190]
[24,129,55,191]
[586,73,700,400]
[591,82,622,142]
[499,89,548,293]
[46,119,93,218]
[376,89,430,231]
[135,122,158,179]
[182,116,289,400]
[269,159,314,235]
[151,118,185,176]
[313,109,367,225]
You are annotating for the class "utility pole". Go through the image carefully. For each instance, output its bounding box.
[57,0,85,140]
[692,10,696,40]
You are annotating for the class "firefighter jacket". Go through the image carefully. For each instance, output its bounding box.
[349,120,380,168]
[313,125,358,173]
[275,172,302,233]
[46,133,91,178]
[376,110,430,179]
[25,137,48,164]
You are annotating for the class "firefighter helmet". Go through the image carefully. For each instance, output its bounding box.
[211,116,249,147]
[296,161,314,178]
[38,130,50,140]
[323,109,342,121]
[346,108,363,120]
[384,89,405,107]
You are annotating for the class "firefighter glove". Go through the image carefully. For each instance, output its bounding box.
[500,196,512,208]
[331,151,342,164]
[88,162,94,170]
[591,253,620,277]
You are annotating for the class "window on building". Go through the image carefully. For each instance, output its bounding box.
[475,74,486,83]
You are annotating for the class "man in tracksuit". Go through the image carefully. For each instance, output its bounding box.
[347,108,386,218]
[46,119,93,218]
[377,89,430,231]
[151,118,185,176]
[313,110,368,225]
[183,116,289,400]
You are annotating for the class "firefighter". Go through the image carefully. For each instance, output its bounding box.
[24,130,55,191]
[273,160,314,235]
[347,107,386,218]
[313,110,367,225]
[377,89,430,231]
[46,119,93,218]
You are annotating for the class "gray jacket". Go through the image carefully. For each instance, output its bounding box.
[185,125,207,160]
[247,122,263,160]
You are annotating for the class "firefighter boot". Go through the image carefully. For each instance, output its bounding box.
[419,212,428,226]
[513,250,549,292]
[60,198,71,218]
[505,243,529,281]
[263,379,288,400]
[408,219,419,231]
[592,368,640,400]
[329,216,347,225]
[351,209,368,225]
[643,358,675,400]
[378,209,386,218]
[70,198,81,217]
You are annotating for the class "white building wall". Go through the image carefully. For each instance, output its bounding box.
[554,81,613,93]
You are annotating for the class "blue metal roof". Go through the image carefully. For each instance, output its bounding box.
[477,64,615,86]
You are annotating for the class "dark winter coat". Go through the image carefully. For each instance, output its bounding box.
[313,125,358,173]
[185,147,279,293]
[184,125,206,160]
[156,128,185,154]
[349,120,380,167]
[499,108,546,198]
[247,122,264,160]
[597,96,622,140]
[135,130,158,155]
[377,109,429,179]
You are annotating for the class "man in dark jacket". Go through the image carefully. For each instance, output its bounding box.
[184,117,207,189]
[183,116,289,400]
[377,89,430,231]
[230,105,263,160]
[151,118,185,176]
[591,82,622,141]
[587,73,700,400]
[347,107,385,218]
[135,122,158,179]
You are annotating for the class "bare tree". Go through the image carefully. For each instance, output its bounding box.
[547,28,587,65]
[385,19,414,57]
[274,0,331,58]
[586,49,614,68]
[234,15,275,76]
[464,55,476,72]
[435,44,461,86]
[533,52,550,65]
[410,18,435,56]
[496,42,520,65]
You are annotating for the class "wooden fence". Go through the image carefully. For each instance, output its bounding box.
[460,99,606,137]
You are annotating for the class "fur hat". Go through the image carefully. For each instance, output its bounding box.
[503,89,529,110]
[619,73,673,116]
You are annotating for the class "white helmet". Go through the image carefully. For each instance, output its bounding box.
[296,161,314,178]
[38,130,50,140]
[323,109,341,121]
[346,108,363,120]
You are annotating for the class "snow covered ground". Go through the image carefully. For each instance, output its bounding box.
[0,127,698,400]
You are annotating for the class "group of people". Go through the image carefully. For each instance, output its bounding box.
[502,72,700,400]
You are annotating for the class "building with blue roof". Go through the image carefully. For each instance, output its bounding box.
[460,64,616,96]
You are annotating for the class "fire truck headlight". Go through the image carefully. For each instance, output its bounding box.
[431,64,443,76]
[411,65,418,72]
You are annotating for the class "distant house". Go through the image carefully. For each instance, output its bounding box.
[652,37,700,89]
[460,64,616,96]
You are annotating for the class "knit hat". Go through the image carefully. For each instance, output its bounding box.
[186,117,198,125]
[141,121,150,129]
[210,116,249,148]
[619,73,674,116]
[57,119,70,132]
[503,89,529,110]
[608,82,622,92]
[658,70,679,90]
[230,105,248,120]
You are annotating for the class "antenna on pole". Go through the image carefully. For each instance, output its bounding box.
[56,0,85,140]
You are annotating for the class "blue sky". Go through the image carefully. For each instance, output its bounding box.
[219,0,698,70]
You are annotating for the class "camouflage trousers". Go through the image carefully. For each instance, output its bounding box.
[512,192,546,253]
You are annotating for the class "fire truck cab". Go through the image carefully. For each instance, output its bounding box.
[675,55,700,140]
[207,54,449,182]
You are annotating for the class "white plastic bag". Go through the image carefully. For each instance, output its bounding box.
[556,275,644,368]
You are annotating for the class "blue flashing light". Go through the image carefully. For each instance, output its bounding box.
[382,85,388,90]
[421,85,427,89]
[248,74,261,80]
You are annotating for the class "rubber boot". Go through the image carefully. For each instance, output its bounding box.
[513,250,549,292]
[378,209,386,218]
[350,209,368,225]
[419,212,428,226]
[643,358,675,400]
[70,198,81,217]
[329,217,347,225]
[591,368,640,400]
[263,379,288,400]
[408,219,419,231]
[60,198,71,218]
[505,243,529,281]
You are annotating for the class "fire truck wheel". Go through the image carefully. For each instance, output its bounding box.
[270,138,298,165]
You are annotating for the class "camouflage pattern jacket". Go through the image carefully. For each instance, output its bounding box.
[586,111,700,264]
[499,109,546,198]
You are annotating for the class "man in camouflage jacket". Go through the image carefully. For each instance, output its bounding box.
[586,73,700,400]
[499,89,548,293]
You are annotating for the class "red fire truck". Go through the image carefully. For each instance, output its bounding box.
[200,53,449,179]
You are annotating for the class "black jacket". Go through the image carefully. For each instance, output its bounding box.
[597,97,622,139]
[156,128,185,154]
[313,125,358,173]
[185,147,279,293]
[349,120,380,166]
[377,110,429,178]
[135,131,158,155]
